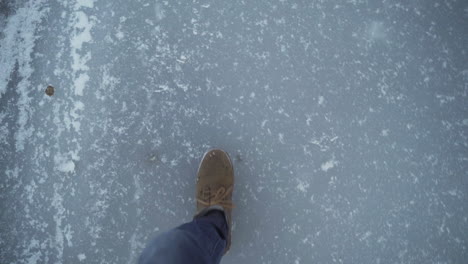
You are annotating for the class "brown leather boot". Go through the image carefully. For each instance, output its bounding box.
[194,149,234,254]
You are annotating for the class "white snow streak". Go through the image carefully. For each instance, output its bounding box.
[71,9,94,96]
[0,1,48,151]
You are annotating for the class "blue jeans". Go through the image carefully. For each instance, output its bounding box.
[138,210,228,264]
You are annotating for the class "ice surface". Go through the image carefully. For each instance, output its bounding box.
[1,0,467,264]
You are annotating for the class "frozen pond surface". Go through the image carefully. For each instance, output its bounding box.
[1,0,467,263]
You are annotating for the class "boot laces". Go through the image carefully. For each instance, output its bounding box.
[198,186,234,209]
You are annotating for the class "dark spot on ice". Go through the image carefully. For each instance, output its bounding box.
[45,85,54,96]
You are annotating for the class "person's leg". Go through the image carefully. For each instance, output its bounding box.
[138,209,228,264]
[139,149,234,264]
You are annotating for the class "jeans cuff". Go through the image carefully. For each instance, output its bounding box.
[194,205,225,219]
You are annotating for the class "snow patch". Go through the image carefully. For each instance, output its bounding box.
[0,1,48,98]
[55,153,77,173]
[115,31,125,40]
[22,239,42,264]
[77,253,86,261]
[57,160,75,173]
[52,185,67,262]
[321,158,338,172]
[318,96,325,105]
[0,1,48,151]
[74,73,90,96]
[77,0,95,8]
[71,9,94,97]
[71,12,93,50]
[296,180,310,193]
[381,129,389,137]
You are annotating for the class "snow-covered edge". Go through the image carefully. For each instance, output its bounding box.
[0,1,49,151]
[0,1,48,98]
